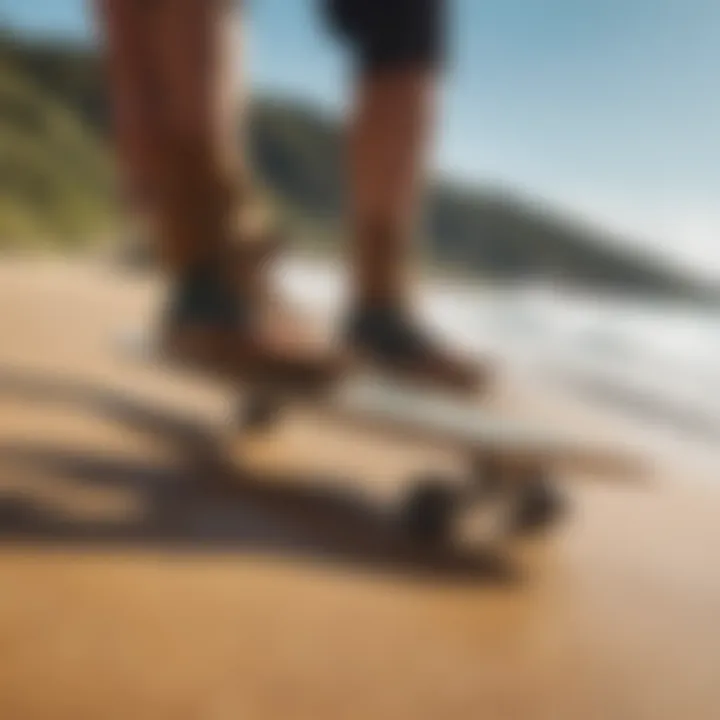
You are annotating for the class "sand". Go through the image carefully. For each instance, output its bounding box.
[0,257,719,720]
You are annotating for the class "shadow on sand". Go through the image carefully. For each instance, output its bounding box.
[0,365,517,586]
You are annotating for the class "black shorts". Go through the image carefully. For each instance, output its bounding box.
[323,0,446,73]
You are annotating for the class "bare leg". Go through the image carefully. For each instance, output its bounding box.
[349,67,436,308]
[97,0,270,269]
[94,0,166,256]
[328,0,484,389]
[150,0,245,270]
[96,0,343,385]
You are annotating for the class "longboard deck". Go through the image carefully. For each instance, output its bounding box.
[117,329,644,480]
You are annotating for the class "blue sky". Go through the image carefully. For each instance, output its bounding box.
[2,0,719,277]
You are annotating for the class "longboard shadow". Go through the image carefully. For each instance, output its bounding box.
[0,365,516,586]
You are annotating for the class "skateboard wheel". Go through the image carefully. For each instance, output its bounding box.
[402,477,459,546]
[511,469,565,535]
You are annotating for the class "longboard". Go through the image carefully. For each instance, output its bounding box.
[118,329,644,548]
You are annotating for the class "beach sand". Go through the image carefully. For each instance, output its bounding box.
[0,258,719,720]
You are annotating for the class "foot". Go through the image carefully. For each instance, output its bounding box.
[161,255,345,389]
[345,305,488,392]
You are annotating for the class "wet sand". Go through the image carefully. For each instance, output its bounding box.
[0,257,719,720]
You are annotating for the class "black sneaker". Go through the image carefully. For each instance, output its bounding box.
[345,305,483,391]
[163,262,246,334]
[160,261,346,388]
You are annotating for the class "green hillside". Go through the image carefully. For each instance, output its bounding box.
[0,33,114,248]
[0,31,710,298]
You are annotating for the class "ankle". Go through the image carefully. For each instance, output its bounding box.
[353,221,412,313]
[167,260,243,330]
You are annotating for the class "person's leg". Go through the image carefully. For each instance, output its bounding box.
[95,0,235,272]
[149,0,247,271]
[94,0,166,256]
[349,68,435,309]
[326,0,482,389]
[97,0,342,384]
